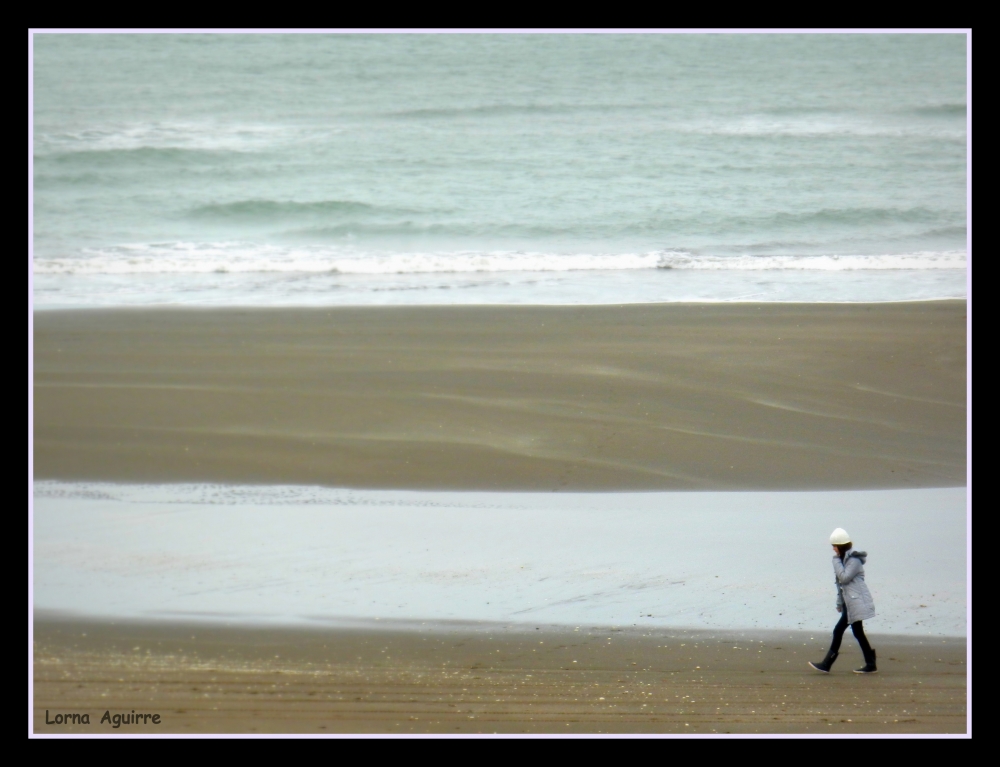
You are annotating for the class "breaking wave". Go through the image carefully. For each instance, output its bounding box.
[33,244,967,276]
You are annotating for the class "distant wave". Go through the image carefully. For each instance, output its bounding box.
[33,244,967,276]
[681,114,966,139]
[631,207,959,235]
[383,102,652,120]
[34,122,289,155]
[759,206,956,227]
[37,146,244,166]
[376,104,967,138]
[188,199,425,221]
[183,201,961,238]
[910,103,967,117]
[919,225,969,238]
[756,103,965,120]
[284,223,581,239]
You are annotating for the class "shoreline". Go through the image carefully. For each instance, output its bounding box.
[33,300,967,491]
[34,609,968,642]
[29,299,972,314]
[33,298,970,312]
[32,615,967,734]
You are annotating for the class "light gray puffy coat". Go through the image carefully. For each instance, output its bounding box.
[833,549,876,623]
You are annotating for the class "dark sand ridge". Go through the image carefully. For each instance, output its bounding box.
[33,617,967,735]
[33,301,966,490]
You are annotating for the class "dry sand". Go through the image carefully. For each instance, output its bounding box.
[32,617,966,735]
[33,301,966,490]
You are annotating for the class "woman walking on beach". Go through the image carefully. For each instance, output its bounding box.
[809,528,878,674]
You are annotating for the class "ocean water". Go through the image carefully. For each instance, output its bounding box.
[31,34,968,306]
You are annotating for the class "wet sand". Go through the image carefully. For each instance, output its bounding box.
[32,617,967,734]
[33,301,966,490]
[33,485,967,635]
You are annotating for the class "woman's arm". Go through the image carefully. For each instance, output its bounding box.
[832,555,862,585]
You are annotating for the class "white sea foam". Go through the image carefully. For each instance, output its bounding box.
[34,121,303,155]
[656,251,967,271]
[681,114,966,140]
[33,244,967,276]
[31,267,970,308]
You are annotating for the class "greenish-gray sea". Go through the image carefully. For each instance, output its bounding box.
[32,33,968,306]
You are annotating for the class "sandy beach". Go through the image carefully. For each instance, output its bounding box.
[33,301,966,491]
[32,617,966,734]
[31,34,970,737]
[31,301,969,735]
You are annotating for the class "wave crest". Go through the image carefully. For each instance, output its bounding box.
[33,244,967,276]
[188,199,420,220]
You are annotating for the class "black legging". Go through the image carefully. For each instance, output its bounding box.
[829,610,873,656]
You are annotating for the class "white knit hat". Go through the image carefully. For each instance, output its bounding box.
[829,528,851,545]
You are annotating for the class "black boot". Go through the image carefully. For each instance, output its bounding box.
[854,647,877,674]
[808,650,839,673]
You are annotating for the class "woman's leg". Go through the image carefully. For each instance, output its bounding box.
[810,611,849,671]
[850,621,877,672]
[850,621,873,655]
[829,610,850,654]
